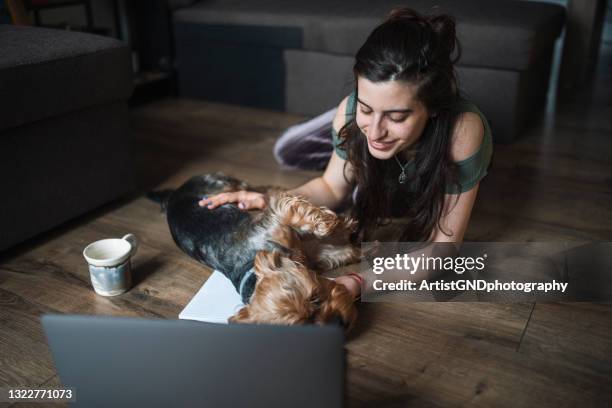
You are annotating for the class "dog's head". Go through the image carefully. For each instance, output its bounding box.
[229,250,357,331]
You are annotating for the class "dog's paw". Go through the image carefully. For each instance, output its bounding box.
[310,208,340,238]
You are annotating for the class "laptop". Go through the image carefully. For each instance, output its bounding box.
[42,314,345,408]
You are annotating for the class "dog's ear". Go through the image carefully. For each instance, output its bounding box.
[254,249,306,276]
[253,250,282,277]
[318,282,358,331]
[229,306,251,323]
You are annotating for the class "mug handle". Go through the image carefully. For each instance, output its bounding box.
[122,234,139,257]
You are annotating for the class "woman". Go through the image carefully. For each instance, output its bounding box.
[199,8,493,299]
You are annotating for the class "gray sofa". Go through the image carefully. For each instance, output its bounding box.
[0,25,134,251]
[171,0,565,143]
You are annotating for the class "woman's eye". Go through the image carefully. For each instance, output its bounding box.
[359,107,372,115]
[389,115,408,123]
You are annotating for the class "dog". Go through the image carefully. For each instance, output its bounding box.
[149,173,360,330]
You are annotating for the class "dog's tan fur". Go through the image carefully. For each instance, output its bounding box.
[229,192,360,331]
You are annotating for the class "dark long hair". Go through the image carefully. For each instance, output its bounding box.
[338,7,464,243]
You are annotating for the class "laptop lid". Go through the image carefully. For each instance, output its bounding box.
[42,314,345,408]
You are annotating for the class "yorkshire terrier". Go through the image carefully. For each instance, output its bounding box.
[149,173,360,330]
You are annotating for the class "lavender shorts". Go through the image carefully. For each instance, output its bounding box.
[273,108,337,171]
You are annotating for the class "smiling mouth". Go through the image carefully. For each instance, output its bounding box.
[369,138,396,151]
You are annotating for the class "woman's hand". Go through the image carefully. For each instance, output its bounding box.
[198,191,268,210]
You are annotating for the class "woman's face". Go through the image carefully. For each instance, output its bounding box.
[355,76,430,160]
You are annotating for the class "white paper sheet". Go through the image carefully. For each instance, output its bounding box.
[178,270,245,324]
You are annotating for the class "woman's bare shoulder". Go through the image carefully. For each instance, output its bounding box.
[450,111,484,162]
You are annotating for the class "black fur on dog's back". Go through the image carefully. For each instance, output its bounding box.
[149,174,277,292]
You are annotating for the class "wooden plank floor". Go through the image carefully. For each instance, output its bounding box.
[2,55,612,408]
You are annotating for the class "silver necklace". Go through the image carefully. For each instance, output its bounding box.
[394,155,409,184]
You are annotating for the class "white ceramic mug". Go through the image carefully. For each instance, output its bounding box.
[83,234,139,296]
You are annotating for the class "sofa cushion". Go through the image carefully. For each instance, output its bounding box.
[0,25,133,132]
[173,0,565,71]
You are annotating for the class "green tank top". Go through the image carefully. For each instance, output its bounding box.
[331,91,493,194]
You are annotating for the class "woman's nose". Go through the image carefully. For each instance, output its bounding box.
[368,115,386,139]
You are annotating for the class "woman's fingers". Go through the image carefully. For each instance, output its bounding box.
[198,192,240,208]
[198,191,265,210]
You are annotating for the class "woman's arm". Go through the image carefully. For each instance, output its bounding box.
[429,111,484,242]
[287,150,354,209]
[429,184,479,242]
